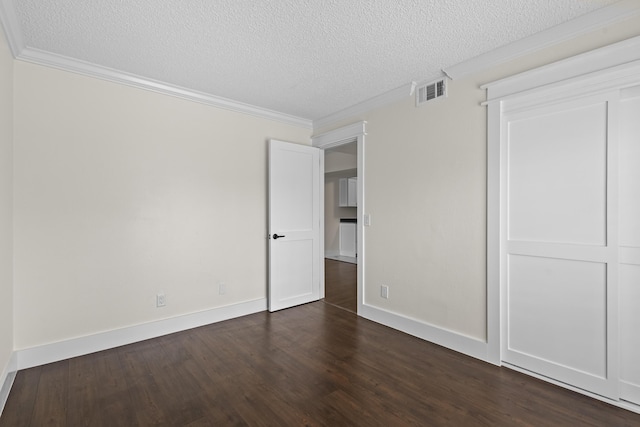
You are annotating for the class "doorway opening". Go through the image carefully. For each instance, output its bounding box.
[324,142,358,312]
[312,121,366,316]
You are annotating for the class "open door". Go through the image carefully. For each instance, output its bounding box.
[268,139,321,312]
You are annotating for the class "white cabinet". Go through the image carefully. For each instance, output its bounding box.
[339,221,357,258]
[339,177,357,207]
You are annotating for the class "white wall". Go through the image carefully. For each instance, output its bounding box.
[316,15,640,342]
[325,150,356,173]
[12,61,311,350]
[0,27,14,389]
[362,80,488,339]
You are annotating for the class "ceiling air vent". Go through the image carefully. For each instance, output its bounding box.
[416,78,447,107]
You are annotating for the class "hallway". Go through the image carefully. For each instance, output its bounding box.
[324,258,357,313]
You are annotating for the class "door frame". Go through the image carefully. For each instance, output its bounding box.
[312,122,366,314]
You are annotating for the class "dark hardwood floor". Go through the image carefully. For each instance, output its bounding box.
[2,302,640,426]
[324,258,357,313]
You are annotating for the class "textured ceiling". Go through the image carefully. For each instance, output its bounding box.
[9,0,621,121]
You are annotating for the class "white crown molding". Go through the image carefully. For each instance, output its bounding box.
[15,48,313,129]
[312,72,451,131]
[5,0,638,132]
[443,0,640,80]
[16,298,267,370]
[313,83,415,130]
[0,0,312,128]
[313,1,640,128]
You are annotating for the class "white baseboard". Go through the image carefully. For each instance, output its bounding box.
[16,298,267,370]
[0,351,18,417]
[359,303,490,362]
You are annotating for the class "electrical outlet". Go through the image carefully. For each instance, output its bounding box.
[380,285,389,299]
[156,292,166,307]
[218,282,227,295]
[364,213,371,226]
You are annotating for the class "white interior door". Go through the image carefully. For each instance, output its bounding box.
[619,85,640,406]
[268,139,321,312]
[501,93,618,399]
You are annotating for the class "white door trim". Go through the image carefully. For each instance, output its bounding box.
[312,122,366,314]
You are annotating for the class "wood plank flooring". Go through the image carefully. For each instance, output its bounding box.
[324,258,357,313]
[2,302,640,426]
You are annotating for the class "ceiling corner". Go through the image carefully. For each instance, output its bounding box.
[443,0,640,80]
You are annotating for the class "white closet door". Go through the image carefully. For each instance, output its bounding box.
[502,94,618,398]
[619,85,640,406]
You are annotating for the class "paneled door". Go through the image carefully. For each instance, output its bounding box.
[618,85,640,406]
[268,140,321,312]
[486,39,640,408]
[502,93,619,399]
